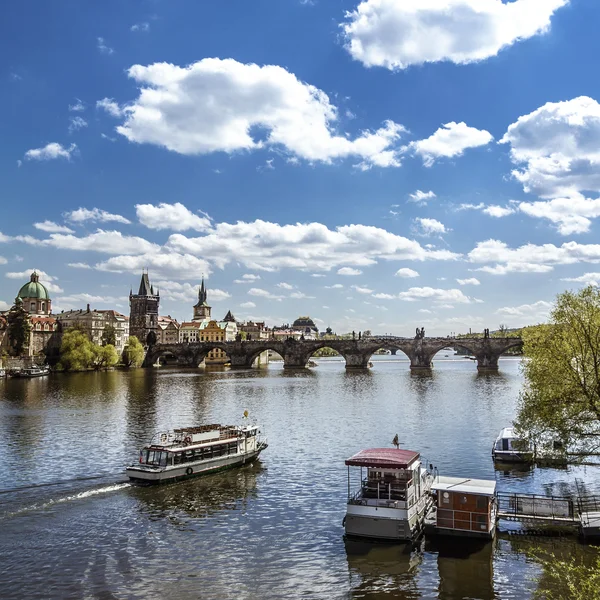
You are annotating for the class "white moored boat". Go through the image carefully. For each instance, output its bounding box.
[126,422,268,484]
[492,427,533,463]
[344,448,434,541]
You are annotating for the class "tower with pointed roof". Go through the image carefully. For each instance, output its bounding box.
[192,277,212,322]
[129,272,160,346]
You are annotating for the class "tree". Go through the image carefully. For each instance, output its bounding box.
[93,344,119,369]
[122,336,145,368]
[531,548,600,600]
[101,325,116,347]
[515,286,600,452]
[6,298,32,356]
[59,329,97,371]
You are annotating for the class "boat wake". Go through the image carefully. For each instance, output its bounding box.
[0,474,111,495]
[0,482,131,519]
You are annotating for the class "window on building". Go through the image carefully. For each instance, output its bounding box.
[31,302,36,311]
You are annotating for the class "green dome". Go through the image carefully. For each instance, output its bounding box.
[18,272,50,300]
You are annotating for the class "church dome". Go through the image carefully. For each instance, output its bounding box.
[18,272,50,300]
[292,316,318,332]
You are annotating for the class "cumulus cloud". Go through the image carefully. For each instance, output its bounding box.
[247,288,284,300]
[68,99,85,112]
[107,58,406,169]
[341,0,567,70]
[325,284,344,289]
[414,217,448,236]
[5,269,63,293]
[562,272,600,286]
[234,274,261,284]
[397,287,471,303]
[136,202,212,232]
[96,98,123,118]
[289,291,315,299]
[131,22,150,32]
[395,268,419,278]
[409,122,493,166]
[54,293,124,310]
[277,282,294,290]
[0,256,6,265]
[33,221,74,234]
[408,190,436,204]
[456,277,480,285]
[65,207,131,224]
[501,97,600,234]
[240,301,256,308]
[165,218,458,273]
[458,202,516,218]
[68,116,88,134]
[97,37,114,55]
[337,267,363,276]
[496,300,552,324]
[352,285,373,294]
[24,142,77,161]
[469,239,600,275]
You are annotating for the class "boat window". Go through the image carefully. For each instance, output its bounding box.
[476,496,488,510]
[502,438,510,451]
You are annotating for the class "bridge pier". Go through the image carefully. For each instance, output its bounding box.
[283,354,309,369]
[475,354,500,372]
[344,352,372,370]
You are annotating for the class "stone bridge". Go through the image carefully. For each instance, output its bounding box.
[143,335,523,372]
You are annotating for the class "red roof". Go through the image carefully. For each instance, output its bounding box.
[345,448,420,469]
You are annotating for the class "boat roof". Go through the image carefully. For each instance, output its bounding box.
[432,476,496,497]
[498,427,520,439]
[345,448,420,469]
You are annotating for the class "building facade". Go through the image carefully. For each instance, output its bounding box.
[56,306,129,354]
[158,316,180,344]
[129,273,159,346]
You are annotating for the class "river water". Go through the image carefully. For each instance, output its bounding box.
[0,355,598,599]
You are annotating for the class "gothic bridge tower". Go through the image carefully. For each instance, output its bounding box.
[129,272,160,346]
[192,277,212,322]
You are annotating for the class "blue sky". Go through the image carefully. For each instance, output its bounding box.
[2,0,600,335]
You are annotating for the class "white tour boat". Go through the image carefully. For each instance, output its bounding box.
[126,422,268,484]
[492,427,534,463]
[15,366,50,378]
[344,448,434,541]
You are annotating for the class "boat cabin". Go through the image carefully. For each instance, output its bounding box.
[429,476,497,539]
[492,427,533,463]
[344,448,433,541]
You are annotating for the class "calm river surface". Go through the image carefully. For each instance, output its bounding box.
[1,355,598,599]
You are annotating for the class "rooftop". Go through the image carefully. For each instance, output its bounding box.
[345,448,420,469]
[432,476,496,497]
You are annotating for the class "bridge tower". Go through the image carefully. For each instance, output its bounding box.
[192,277,212,322]
[129,272,160,347]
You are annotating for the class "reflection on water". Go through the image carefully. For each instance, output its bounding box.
[1,358,599,599]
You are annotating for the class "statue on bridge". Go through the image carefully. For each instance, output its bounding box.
[484,328,490,339]
[415,327,425,340]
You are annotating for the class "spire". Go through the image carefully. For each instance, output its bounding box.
[138,272,151,296]
[150,284,155,295]
[198,277,207,305]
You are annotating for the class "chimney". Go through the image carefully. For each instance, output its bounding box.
[87,304,90,313]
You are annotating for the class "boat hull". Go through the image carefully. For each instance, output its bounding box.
[126,444,267,484]
[492,450,533,463]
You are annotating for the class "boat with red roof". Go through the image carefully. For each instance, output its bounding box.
[344,447,434,541]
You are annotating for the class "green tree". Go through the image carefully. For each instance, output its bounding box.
[59,329,97,371]
[515,286,600,452]
[7,298,32,356]
[532,548,600,600]
[94,344,119,369]
[101,325,116,347]
[122,336,145,368]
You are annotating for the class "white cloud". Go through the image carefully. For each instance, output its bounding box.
[0,256,6,265]
[562,272,600,286]
[247,288,284,300]
[496,300,552,323]
[33,221,74,234]
[24,142,77,161]
[410,122,493,167]
[397,287,471,304]
[414,217,448,236]
[408,190,436,204]
[65,207,131,224]
[0,300,10,311]
[501,97,600,234]
[372,293,395,300]
[5,269,64,293]
[109,58,406,169]
[277,282,294,290]
[289,291,315,299]
[418,309,432,314]
[458,202,515,218]
[69,99,85,112]
[395,268,419,278]
[165,218,458,273]
[96,251,211,280]
[97,98,123,118]
[240,301,256,308]
[337,267,363,276]
[136,202,212,232]
[97,37,114,55]
[54,293,124,310]
[131,22,150,32]
[456,278,480,286]
[68,116,88,134]
[68,262,92,269]
[311,273,326,278]
[234,274,261,284]
[342,0,567,70]
[469,239,600,275]
[325,284,344,289]
[352,285,373,294]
